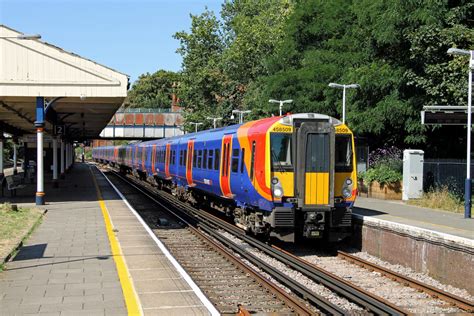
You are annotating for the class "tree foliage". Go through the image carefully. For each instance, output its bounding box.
[244,0,473,153]
[126,70,180,108]
[131,0,473,156]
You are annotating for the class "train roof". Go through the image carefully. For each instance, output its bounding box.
[95,113,344,148]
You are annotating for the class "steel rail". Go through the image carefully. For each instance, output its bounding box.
[338,251,474,312]
[109,168,408,315]
[106,170,318,315]
[139,181,407,315]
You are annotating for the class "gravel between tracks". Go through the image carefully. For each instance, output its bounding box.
[299,250,465,314]
[218,231,364,313]
[353,251,474,302]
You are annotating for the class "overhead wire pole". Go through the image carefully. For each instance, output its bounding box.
[206,117,222,129]
[328,83,360,124]
[269,99,293,116]
[448,47,473,219]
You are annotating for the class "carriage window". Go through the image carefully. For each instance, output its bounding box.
[193,150,197,167]
[250,141,256,180]
[240,149,245,173]
[184,150,187,166]
[198,150,202,168]
[270,133,293,171]
[203,150,208,169]
[208,149,213,169]
[231,149,239,173]
[179,150,183,166]
[335,134,353,172]
[214,149,220,170]
[306,134,330,172]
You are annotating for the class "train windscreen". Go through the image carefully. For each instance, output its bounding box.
[270,133,293,171]
[335,134,353,172]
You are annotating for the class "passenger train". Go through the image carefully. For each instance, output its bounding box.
[93,113,357,242]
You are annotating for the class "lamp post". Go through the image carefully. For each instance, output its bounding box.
[206,117,222,129]
[188,122,203,133]
[328,83,360,124]
[269,99,293,116]
[448,47,473,219]
[0,34,41,40]
[231,110,251,124]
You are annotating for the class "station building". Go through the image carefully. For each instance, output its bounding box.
[0,24,128,205]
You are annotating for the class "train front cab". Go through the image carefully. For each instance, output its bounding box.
[268,114,356,243]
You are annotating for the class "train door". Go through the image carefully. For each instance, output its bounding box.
[186,140,194,186]
[295,120,334,209]
[219,134,233,198]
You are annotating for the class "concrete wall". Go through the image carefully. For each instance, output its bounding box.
[351,216,474,295]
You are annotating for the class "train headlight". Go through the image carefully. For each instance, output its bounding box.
[272,178,284,198]
[342,188,352,198]
[345,178,353,185]
[273,186,284,198]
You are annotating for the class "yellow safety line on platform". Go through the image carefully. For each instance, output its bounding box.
[90,167,142,316]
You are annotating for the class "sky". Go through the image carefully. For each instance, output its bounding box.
[0,0,223,83]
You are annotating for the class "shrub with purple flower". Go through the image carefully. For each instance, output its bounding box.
[361,146,403,184]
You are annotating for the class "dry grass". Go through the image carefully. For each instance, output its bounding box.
[0,203,43,269]
[408,187,472,214]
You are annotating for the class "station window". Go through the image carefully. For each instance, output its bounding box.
[214,149,220,170]
[203,150,208,169]
[208,149,213,169]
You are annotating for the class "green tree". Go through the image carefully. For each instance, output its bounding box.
[126,70,180,108]
[244,0,473,152]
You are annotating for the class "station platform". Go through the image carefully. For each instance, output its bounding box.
[353,197,473,244]
[0,163,214,315]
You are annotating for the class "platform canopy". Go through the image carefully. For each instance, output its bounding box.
[0,25,129,140]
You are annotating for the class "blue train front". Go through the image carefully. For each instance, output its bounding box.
[93,113,357,242]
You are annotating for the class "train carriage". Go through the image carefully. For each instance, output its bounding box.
[93,113,357,242]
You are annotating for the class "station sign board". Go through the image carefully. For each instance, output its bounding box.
[421,106,472,125]
[54,125,66,136]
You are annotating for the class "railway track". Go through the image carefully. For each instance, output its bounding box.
[103,169,315,315]
[337,251,474,313]
[104,167,409,315]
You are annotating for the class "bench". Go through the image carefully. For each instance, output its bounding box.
[5,174,26,197]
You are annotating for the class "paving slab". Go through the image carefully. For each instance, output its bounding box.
[0,163,126,315]
[354,196,474,240]
[92,167,214,315]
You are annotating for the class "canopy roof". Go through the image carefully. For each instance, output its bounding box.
[0,25,129,139]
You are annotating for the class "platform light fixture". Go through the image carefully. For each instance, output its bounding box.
[328,83,360,125]
[188,122,203,133]
[447,47,473,219]
[206,117,222,129]
[268,99,293,116]
[231,110,251,124]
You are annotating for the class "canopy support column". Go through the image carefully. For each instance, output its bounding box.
[35,97,45,205]
[52,137,58,188]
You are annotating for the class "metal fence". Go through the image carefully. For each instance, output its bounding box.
[423,159,474,196]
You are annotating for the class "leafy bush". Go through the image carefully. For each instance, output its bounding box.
[361,164,402,185]
[360,146,403,185]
